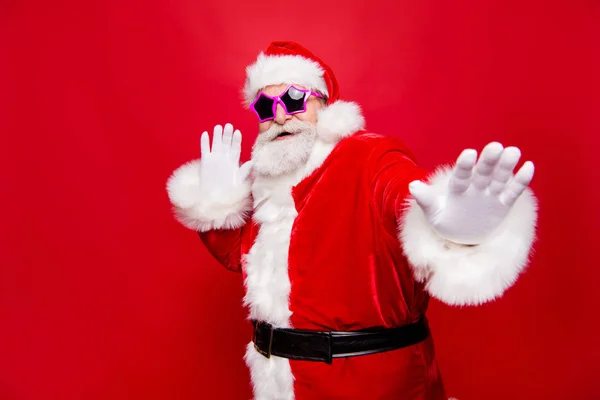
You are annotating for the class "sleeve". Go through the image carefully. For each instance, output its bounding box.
[371,141,538,307]
[370,143,429,225]
[197,225,247,273]
[398,166,538,307]
[166,159,254,273]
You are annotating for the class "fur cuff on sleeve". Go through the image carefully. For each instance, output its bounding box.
[166,160,252,232]
[399,167,538,306]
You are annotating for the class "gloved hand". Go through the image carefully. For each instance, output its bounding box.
[408,142,535,245]
[198,123,253,201]
[167,123,252,211]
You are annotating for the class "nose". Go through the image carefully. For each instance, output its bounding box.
[273,100,292,125]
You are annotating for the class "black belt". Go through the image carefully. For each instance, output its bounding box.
[251,317,429,364]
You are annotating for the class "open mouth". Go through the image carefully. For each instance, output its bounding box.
[273,131,294,141]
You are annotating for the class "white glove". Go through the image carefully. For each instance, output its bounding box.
[167,123,252,211]
[408,142,535,245]
[198,123,253,199]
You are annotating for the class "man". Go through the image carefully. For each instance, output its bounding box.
[166,41,538,400]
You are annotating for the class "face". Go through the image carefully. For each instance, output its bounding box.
[257,83,323,129]
[250,83,325,177]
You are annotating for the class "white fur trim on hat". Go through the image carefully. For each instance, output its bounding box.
[243,53,329,106]
[399,166,538,306]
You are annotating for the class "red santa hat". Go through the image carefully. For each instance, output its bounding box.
[243,41,339,106]
[243,41,365,143]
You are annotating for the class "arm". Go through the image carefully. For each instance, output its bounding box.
[370,144,429,226]
[399,143,538,306]
[166,123,253,272]
[197,226,246,273]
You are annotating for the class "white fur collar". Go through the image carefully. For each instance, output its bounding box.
[315,100,365,143]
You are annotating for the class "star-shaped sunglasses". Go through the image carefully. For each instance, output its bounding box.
[250,85,324,122]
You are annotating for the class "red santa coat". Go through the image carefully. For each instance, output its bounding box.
[199,131,445,399]
[167,102,538,400]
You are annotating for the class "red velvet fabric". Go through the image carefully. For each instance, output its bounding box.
[199,132,447,399]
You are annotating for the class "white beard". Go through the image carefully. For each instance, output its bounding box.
[251,120,317,178]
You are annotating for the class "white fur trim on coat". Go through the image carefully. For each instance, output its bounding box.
[316,101,366,143]
[243,53,329,106]
[399,167,538,306]
[242,170,305,400]
[166,159,252,232]
[244,343,295,400]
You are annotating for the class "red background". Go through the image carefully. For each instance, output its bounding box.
[2,0,599,399]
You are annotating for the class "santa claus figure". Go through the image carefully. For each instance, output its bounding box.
[166,41,538,400]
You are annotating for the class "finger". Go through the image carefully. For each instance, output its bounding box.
[212,124,223,152]
[500,161,534,207]
[489,147,521,195]
[449,149,477,194]
[230,129,242,162]
[409,180,436,214]
[237,160,253,181]
[222,123,234,150]
[472,142,504,190]
[200,131,210,156]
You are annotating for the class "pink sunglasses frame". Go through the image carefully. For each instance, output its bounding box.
[250,84,324,122]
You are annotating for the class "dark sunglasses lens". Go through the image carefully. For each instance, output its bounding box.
[281,87,306,113]
[253,95,274,120]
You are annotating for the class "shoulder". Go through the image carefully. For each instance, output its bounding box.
[333,131,417,164]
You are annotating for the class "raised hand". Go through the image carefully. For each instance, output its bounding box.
[408,142,535,245]
[199,123,253,198]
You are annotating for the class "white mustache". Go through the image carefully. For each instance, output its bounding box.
[259,120,314,141]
